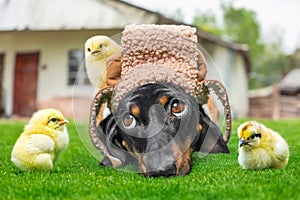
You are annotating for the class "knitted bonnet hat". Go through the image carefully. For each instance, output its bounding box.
[89,24,232,156]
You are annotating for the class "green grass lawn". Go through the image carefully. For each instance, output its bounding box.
[0,118,299,200]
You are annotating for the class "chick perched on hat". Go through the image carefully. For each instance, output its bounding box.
[84,35,121,90]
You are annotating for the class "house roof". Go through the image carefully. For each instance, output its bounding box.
[0,0,159,30]
[116,0,251,73]
[280,68,300,95]
[0,0,251,71]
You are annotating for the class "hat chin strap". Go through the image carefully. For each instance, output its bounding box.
[197,80,232,143]
[89,86,122,167]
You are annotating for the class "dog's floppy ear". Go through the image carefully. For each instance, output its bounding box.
[192,105,229,153]
[98,114,136,167]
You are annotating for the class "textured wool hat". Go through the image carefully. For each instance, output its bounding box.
[89,24,232,159]
[111,24,206,111]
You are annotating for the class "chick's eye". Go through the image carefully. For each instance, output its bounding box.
[87,48,91,52]
[99,44,104,48]
[171,99,187,117]
[250,134,256,139]
[123,115,136,129]
[50,118,58,123]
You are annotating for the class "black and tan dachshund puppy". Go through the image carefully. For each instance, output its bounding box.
[98,82,229,177]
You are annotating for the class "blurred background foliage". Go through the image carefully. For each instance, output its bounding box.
[190,2,298,89]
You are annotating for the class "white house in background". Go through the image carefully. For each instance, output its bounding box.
[0,0,251,120]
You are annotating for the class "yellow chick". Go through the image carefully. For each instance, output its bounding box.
[11,109,69,172]
[84,35,121,89]
[237,121,289,170]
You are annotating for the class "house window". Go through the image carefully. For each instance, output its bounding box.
[68,49,90,85]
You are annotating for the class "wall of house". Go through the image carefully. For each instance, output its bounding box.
[231,52,249,117]
[0,30,249,119]
[0,30,121,117]
[204,45,249,118]
[0,33,15,116]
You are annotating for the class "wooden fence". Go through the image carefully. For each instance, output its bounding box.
[280,94,300,118]
[249,86,300,119]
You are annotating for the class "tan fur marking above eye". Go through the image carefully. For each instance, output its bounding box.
[159,96,169,106]
[131,105,140,117]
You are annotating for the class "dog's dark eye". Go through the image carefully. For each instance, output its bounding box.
[123,115,136,129]
[171,99,187,118]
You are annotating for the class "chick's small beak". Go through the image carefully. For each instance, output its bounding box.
[91,50,101,55]
[239,139,245,147]
[59,119,69,126]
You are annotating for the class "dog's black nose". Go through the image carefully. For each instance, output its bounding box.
[144,164,176,177]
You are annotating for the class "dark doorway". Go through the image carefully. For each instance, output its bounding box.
[13,52,39,116]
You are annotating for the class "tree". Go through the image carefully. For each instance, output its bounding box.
[193,11,223,36]
[192,3,290,89]
[221,3,265,66]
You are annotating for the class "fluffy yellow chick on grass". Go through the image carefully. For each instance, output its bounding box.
[237,121,289,170]
[11,109,69,172]
[84,35,121,90]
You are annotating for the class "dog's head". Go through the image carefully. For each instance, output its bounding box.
[97,82,229,177]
